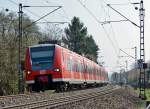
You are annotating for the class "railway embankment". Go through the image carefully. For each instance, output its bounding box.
[54,85,144,109]
[0,85,144,109]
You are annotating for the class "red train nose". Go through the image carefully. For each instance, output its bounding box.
[37,76,49,83]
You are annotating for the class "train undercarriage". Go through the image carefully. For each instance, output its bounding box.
[26,74,108,92]
[27,80,107,93]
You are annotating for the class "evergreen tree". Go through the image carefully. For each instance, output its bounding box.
[83,35,99,62]
[63,17,87,54]
[63,16,99,62]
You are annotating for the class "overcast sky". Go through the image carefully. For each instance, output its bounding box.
[1,0,150,74]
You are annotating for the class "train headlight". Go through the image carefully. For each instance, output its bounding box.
[27,71,31,74]
[54,68,60,72]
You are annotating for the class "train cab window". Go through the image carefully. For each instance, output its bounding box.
[30,45,55,70]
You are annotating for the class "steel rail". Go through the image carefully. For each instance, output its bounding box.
[2,85,119,109]
[31,87,118,109]
[0,85,110,101]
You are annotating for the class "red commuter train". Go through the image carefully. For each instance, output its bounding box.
[24,43,109,92]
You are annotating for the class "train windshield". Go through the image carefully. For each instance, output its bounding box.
[30,45,55,70]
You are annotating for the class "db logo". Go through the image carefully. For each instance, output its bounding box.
[40,70,46,74]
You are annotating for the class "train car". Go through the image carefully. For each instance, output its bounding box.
[24,44,108,92]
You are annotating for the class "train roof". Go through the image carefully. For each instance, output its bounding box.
[29,44,56,48]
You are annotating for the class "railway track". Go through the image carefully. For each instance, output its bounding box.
[1,85,119,109]
[0,91,55,108]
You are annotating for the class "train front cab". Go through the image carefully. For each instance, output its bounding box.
[25,44,63,91]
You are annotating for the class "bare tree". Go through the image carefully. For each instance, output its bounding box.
[43,24,65,41]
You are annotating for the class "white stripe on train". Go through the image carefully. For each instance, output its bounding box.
[26,78,108,84]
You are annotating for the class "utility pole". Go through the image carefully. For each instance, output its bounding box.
[18,3,62,94]
[138,0,146,99]
[107,0,146,99]
[18,3,24,94]
[132,47,138,87]
[125,60,128,71]
[134,47,137,69]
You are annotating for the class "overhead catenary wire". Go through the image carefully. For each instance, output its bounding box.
[7,0,18,5]
[99,0,120,55]
[77,0,122,73]
[127,0,137,9]
[100,20,128,25]
[6,0,50,23]
[77,0,119,57]
[6,0,63,47]
[119,48,135,59]
[101,25,119,55]
[44,0,71,22]
[98,0,127,71]
[106,3,132,6]
[107,4,140,28]
[98,0,123,55]
[37,21,69,24]
[102,2,120,50]
[104,0,139,70]
[6,0,64,29]
[23,6,62,31]
[77,0,100,23]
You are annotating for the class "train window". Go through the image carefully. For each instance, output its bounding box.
[86,63,89,73]
[75,63,78,72]
[78,61,81,73]
[77,62,79,72]
[71,59,74,72]
[100,69,102,76]
[101,69,103,77]
[91,66,94,74]
[67,61,70,71]
[95,68,97,75]
[72,60,77,72]
[84,64,87,73]
[98,69,100,76]
[76,62,79,72]
[88,66,91,73]
[93,67,96,74]
[66,58,72,72]
[73,61,76,72]
[81,64,84,73]
[90,66,92,73]
[31,51,53,58]
[88,66,90,73]
[70,59,72,71]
